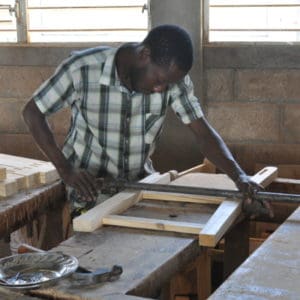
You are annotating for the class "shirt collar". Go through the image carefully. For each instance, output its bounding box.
[99,47,120,87]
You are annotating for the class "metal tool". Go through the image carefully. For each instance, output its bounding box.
[17,244,123,287]
[102,179,300,204]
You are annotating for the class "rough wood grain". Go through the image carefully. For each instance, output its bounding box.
[30,227,202,300]
[0,181,65,237]
[103,214,204,234]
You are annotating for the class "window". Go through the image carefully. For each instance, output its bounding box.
[0,0,17,42]
[208,0,300,42]
[0,0,149,43]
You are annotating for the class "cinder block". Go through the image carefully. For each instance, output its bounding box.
[282,104,300,143]
[236,70,300,101]
[206,102,280,142]
[229,143,300,174]
[0,133,66,160]
[205,69,234,101]
[0,66,54,98]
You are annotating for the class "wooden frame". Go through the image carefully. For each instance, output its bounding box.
[73,162,278,247]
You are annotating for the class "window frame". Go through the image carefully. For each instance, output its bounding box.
[0,0,150,44]
[203,0,300,45]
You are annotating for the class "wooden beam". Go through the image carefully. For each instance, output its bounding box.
[142,191,223,205]
[0,178,18,197]
[0,168,6,181]
[103,215,204,235]
[73,172,171,232]
[198,166,278,247]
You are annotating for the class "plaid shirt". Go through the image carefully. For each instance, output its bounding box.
[33,46,203,180]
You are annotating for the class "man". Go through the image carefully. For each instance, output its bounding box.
[23,24,272,218]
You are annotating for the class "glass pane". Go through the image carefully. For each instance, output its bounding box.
[209,1,300,42]
[210,7,300,30]
[28,7,147,30]
[28,0,145,7]
[0,0,16,42]
[29,30,147,42]
[210,30,300,42]
[210,0,300,5]
[27,1,148,43]
[0,31,16,42]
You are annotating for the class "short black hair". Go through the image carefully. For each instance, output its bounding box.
[142,24,193,73]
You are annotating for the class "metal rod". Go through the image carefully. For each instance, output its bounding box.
[119,182,300,204]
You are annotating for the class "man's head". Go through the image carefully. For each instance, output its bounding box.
[129,24,194,94]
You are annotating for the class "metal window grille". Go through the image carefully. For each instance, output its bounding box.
[207,0,300,43]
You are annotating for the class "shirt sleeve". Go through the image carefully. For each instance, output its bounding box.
[31,55,76,116]
[169,74,203,124]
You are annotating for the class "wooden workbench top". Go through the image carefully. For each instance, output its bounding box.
[0,180,65,237]
[29,226,201,300]
[209,206,300,299]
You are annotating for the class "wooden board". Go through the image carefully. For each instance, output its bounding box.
[209,206,300,299]
[74,166,278,249]
[73,172,171,232]
[0,167,6,181]
[199,166,278,247]
[0,153,60,198]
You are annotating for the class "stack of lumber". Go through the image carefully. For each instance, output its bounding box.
[0,154,60,198]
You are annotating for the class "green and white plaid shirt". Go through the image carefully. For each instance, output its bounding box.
[33,46,203,180]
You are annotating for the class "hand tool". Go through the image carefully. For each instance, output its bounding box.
[101,178,300,204]
[17,244,122,287]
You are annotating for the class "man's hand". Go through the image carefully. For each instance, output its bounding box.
[235,174,274,219]
[61,167,98,202]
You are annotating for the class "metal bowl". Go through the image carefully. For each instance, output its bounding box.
[0,252,78,289]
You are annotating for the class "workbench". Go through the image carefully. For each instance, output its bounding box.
[24,166,277,300]
[209,206,300,299]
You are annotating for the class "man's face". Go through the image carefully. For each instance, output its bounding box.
[130,60,186,94]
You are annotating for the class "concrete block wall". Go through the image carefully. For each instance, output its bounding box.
[204,45,300,173]
[0,46,87,159]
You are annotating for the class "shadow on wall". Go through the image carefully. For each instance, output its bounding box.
[152,108,204,173]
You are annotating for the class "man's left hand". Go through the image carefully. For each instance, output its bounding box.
[235,174,274,219]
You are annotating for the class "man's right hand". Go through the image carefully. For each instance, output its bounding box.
[61,167,98,202]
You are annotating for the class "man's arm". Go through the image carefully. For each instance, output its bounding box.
[188,117,273,218]
[22,99,98,201]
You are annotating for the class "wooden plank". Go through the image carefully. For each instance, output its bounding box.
[6,166,40,189]
[103,214,204,234]
[142,191,223,205]
[32,163,60,184]
[0,154,59,185]
[209,207,300,299]
[73,172,171,232]
[171,173,237,190]
[0,167,6,181]
[0,177,18,197]
[198,167,278,247]
[178,158,216,177]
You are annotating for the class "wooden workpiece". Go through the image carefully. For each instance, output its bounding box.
[74,166,278,248]
[0,153,60,197]
[209,206,300,299]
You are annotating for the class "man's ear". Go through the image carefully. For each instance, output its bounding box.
[138,46,151,64]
